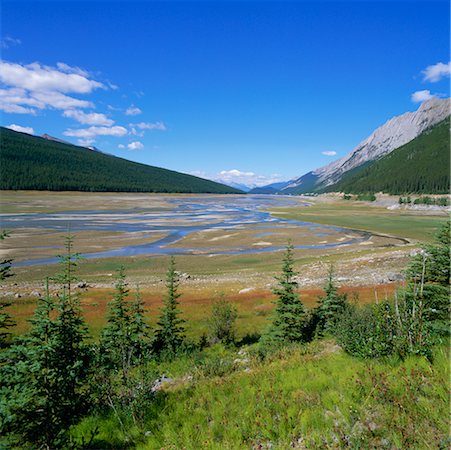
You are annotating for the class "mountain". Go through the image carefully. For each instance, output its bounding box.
[282,98,451,194]
[0,127,243,194]
[248,181,292,194]
[220,181,254,192]
[41,133,73,145]
[326,117,450,195]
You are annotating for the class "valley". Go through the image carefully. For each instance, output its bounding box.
[1,190,447,337]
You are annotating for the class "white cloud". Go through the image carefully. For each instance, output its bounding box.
[422,62,451,83]
[0,61,104,94]
[6,124,34,134]
[31,90,94,110]
[191,169,287,188]
[322,151,337,156]
[1,36,21,49]
[220,169,256,178]
[56,62,89,77]
[77,138,95,147]
[125,105,142,116]
[63,109,114,126]
[129,127,144,137]
[134,121,167,131]
[63,125,127,139]
[127,141,144,150]
[0,61,106,114]
[118,144,125,149]
[411,89,436,103]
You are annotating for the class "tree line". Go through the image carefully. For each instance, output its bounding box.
[0,127,241,194]
[0,223,449,448]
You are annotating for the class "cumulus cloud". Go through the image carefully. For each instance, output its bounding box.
[1,36,21,49]
[6,124,34,134]
[190,169,287,188]
[134,121,167,130]
[220,169,255,178]
[125,105,142,116]
[422,62,451,83]
[63,109,114,126]
[411,89,436,103]
[321,151,337,156]
[127,141,144,150]
[118,144,125,149]
[0,61,104,94]
[63,125,127,139]
[0,61,105,114]
[77,138,95,147]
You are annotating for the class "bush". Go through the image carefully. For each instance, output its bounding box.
[207,293,238,345]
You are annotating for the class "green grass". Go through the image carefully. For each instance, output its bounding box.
[272,202,448,242]
[73,341,450,449]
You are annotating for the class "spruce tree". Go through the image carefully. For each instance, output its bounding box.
[153,257,185,356]
[262,243,306,344]
[0,230,15,347]
[128,285,151,362]
[100,266,132,370]
[316,265,348,334]
[0,237,92,449]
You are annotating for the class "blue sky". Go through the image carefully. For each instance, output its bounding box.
[1,0,450,187]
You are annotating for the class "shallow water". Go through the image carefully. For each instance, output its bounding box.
[1,195,371,266]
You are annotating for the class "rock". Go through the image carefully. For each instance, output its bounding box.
[76,281,88,289]
[14,293,21,299]
[239,287,255,294]
[30,290,41,297]
[387,272,404,282]
[151,375,174,393]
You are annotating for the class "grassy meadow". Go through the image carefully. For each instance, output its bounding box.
[271,200,448,242]
[73,340,450,449]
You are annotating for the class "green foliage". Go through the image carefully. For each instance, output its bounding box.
[407,221,450,286]
[0,238,92,449]
[0,127,243,193]
[330,117,450,194]
[100,268,152,374]
[315,265,348,334]
[336,223,450,360]
[207,293,238,345]
[153,257,186,357]
[0,230,13,282]
[413,196,450,206]
[356,193,376,201]
[74,341,449,449]
[0,231,15,347]
[261,244,306,345]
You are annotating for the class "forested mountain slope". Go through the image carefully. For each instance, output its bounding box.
[0,128,242,193]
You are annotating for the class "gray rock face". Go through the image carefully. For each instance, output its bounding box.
[285,97,451,191]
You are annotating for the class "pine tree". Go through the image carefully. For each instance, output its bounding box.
[0,237,92,449]
[316,265,348,334]
[100,266,132,370]
[261,243,306,344]
[153,257,185,356]
[0,230,15,347]
[128,284,151,362]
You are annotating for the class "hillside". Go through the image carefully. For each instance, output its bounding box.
[327,117,450,194]
[0,128,242,194]
[281,98,450,194]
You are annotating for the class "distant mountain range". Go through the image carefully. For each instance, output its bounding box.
[256,98,450,195]
[0,127,243,194]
